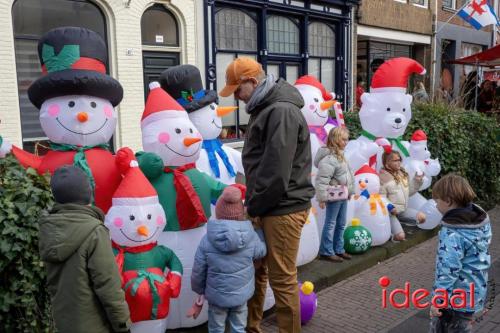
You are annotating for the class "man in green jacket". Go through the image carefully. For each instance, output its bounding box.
[39,166,131,333]
[220,57,314,333]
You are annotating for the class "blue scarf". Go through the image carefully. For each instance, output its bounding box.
[202,139,236,178]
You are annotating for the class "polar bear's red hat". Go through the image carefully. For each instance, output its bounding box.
[370,58,426,94]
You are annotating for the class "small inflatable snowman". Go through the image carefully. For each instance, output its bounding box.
[344,58,426,172]
[159,65,243,185]
[105,148,182,333]
[0,27,123,212]
[404,130,443,229]
[352,165,393,246]
[137,82,235,329]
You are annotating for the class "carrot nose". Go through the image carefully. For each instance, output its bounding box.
[183,137,202,147]
[137,225,149,237]
[320,100,335,110]
[216,106,238,117]
[359,181,367,189]
[77,112,88,123]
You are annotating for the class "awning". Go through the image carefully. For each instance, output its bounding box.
[448,44,500,67]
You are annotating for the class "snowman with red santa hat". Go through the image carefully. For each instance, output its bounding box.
[136,82,242,328]
[105,148,182,333]
[0,26,122,213]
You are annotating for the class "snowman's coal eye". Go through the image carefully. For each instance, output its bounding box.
[90,101,97,108]
[358,180,362,184]
[189,128,193,133]
[129,215,135,221]
[386,107,391,112]
[68,101,75,108]
[210,104,216,110]
[365,179,369,183]
[147,214,152,220]
[425,147,427,150]
[175,128,181,134]
[402,108,406,112]
[314,98,319,102]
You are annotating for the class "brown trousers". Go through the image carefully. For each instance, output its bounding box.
[246,209,309,333]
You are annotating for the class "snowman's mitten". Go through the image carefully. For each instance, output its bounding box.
[135,151,164,180]
[167,271,182,298]
[0,136,12,158]
[387,203,396,213]
[426,159,441,176]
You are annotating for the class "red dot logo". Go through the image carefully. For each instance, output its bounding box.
[379,276,391,287]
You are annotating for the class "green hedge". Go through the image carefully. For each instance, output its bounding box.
[344,103,500,210]
[0,155,54,332]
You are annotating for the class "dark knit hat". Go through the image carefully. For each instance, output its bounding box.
[215,186,245,221]
[50,165,92,205]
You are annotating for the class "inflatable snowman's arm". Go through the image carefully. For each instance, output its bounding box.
[87,226,131,332]
[10,145,42,171]
[191,237,208,296]
[135,151,164,180]
[200,171,229,200]
[344,139,380,172]
[161,246,183,298]
[224,145,245,175]
[387,203,396,214]
[353,189,370,210]
[409,175,424,196]
[426,158,441,177]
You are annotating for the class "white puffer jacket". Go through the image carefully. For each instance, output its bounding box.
[379,169,423,212]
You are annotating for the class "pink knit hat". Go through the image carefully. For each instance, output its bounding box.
[215,187,245,221]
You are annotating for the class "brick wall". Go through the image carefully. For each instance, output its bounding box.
[358,0,434,35]
[0,0,202,151]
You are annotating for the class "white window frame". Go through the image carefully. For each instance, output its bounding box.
[442,0,457,10]
[410,0,428,9]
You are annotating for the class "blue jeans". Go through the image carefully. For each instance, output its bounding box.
[319,200,348,256]
[208,303,247,333]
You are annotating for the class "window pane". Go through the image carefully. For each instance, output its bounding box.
[13,0,106,38]
[266,64,280,79]
[308,58,320,79]
[321,59,335,93]
[442,0,453,7]
[215,8,257,51]
[308,22,335,57]
[267,16,299,54]
[286,65,299,85]
[410,0,425,6]
[141,5,178,46]
[461,42,483,74]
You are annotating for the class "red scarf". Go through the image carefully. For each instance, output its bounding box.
[164,163,207,230]
[112,241,157,274]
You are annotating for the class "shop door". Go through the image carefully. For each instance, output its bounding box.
[266,59,302,84]
[142,51,180,99]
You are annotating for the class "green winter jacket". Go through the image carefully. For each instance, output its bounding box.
[39,204,131,333]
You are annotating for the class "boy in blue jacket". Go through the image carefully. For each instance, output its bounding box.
[429,174,492,333]
[189,186,266,333]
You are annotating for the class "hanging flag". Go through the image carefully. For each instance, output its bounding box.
[458,0,500,30]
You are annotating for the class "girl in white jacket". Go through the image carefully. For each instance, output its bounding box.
[314,127,355,262]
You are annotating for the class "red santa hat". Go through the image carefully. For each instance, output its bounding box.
[355,164,378,177]
[370,58,426,94]
[112,147,159,206]
[294,75,333,101]
[411,129,428,143]
[141,81,188,128]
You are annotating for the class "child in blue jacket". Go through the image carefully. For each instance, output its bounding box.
[429,174,492,333]
[189,186,266,333]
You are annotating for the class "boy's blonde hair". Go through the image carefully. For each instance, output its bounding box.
[326,127,349,162]
[432,174,476,207]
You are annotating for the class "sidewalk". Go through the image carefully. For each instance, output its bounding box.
[261,206,500,333]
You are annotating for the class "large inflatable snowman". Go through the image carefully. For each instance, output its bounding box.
[352,165,393,246]
[159,65,243,185]
[0,27,122,212]
[344,57,426,172]
[404,130,442,229]
[137,82,236,328]
[105,148,182,333]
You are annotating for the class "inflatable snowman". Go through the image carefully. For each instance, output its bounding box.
[0,27,122,212]
[159,65,243,185]
[105,148,182,333]
[137,82,236,329]
[352,165,393,246]
[344,57,426,173]
[404,130,442,229]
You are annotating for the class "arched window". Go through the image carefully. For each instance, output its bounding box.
[12,0,107,152]
[267,16,299,54]
[307,21,336,92]
[141,4,179,46]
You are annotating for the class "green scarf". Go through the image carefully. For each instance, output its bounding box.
[49,142,110,194]
[360,130,409,157]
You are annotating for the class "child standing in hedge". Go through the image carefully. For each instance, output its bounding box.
[39,166,131,333]
[429,174,492,333]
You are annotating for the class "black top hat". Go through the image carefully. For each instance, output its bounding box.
[28,26,123,109]
[159,64,218,113]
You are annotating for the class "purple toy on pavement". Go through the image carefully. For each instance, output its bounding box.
[299,281,317,324]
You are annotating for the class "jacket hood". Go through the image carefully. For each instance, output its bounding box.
[379,169,394,184]
[250,78,304,113]
[442,204,489,229]
[314,147,331,168]
[39,204,105,263]
[207,219,255,253]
